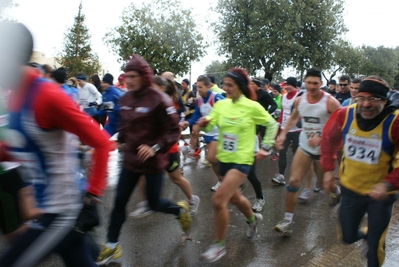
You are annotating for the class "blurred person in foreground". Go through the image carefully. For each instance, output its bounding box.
[321,76,399,267]
[0,86,42,245]
[0,22,112,267]
[96,55,191,265]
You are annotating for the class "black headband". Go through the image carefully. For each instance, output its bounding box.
[358,79,389,99]
[225,71,248,92]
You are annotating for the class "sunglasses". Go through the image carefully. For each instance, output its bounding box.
[339,84,348,87]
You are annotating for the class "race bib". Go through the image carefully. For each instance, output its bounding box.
[344,135,381,165]
[305,129,322,139]
[222,133,237,153]
[282,114,288,125]
[200,103,212,116]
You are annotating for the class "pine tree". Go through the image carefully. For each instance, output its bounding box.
[57,2,101,78]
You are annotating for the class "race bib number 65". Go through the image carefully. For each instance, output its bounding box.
[344,135,381,165]
[222,133,237,153]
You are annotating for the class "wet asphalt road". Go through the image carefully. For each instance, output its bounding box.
[1,147,399,267]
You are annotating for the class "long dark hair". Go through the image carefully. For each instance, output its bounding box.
[90,74,101,92]
[225,68,256,101]
[165,79,179,103]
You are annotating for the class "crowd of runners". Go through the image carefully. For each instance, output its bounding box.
[1,22,399,267]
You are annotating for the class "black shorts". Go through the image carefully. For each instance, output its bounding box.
[300,147,320,161]
[165,152,180,173]
[0,168,25,234]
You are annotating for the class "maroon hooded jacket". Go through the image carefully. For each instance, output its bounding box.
[118,55,180,173]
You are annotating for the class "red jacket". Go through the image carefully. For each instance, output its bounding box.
[118,87,180,173]
[7,69,111,196]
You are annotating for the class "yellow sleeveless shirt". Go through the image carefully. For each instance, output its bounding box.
[339,104,399,195]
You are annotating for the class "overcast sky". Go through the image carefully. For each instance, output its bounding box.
[2,0,399,81]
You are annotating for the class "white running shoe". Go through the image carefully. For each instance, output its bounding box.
[201,243,226,263]
[252,198,265,212]
[129,201,153,218]
[247,213,263,239]
[189,195,200,216]
[272,173,286,185]
[211,181,221,192]
[298,188,312,203]
[274,218,293,235]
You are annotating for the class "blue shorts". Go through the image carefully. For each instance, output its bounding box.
[219,162,252,176]
[203,135,218,144]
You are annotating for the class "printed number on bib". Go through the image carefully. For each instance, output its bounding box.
[344,135,381,165]
[282,114,288,125]
[305,131,321,139]
[222,133,237,153]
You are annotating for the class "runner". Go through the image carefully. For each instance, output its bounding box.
[271,77,302,185]
[180,75,225,191]
[0,87,41,244]
[76,72,103,117]
[129,76,200,218]
[273,68,341,235]
[198,68,278,263]
[0,22,112,267]
[342,78,362,106]
[96,55,191,265]
[321,76,399,267]
[95,73,123,137]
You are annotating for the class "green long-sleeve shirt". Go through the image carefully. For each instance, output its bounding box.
[205,95,278,165]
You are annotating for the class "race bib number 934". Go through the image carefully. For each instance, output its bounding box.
[344,135,381,165]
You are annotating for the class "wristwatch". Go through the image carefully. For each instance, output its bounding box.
[261,144,272,152]
[152,144,161,153]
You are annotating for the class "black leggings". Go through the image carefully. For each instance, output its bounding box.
[107,168,181,242]
[278,131,300,175]
[247,157,263,199]
[339,186,397,267]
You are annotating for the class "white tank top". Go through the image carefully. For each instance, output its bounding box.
[281,91,301,132]
[198,92,219,137]
[298,91,330,155]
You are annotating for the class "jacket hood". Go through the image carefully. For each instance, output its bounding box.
[124,54,153,88]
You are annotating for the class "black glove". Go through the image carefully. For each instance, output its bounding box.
[88,102,97,107]
[75,193,101,234]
